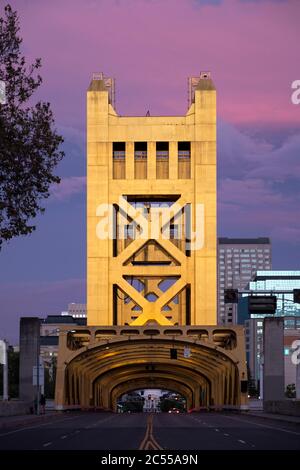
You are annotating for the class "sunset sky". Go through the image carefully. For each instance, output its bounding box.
[1,0,300,342]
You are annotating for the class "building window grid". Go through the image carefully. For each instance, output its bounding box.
[157,150,169,159]
[178,150,191,160]
[113,150,125,159]
[134,150,147,160]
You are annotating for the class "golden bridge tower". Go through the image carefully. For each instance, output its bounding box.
[87,72,216,326]
[55,72,247,412]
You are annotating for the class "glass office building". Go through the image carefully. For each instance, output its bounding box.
[247,271,300,318]
[240,271,300,392]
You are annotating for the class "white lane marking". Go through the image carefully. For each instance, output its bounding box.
[221,414,300,437]
[238,439,246,444]
[60,435,67,439]
[224,433,229,436]
[0,415,83,438]
[43,442,52,447]
[215,429,220,432]
[74,430,80,434]
[93,415,117,427]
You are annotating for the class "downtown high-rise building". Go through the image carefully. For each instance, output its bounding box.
[66,303,87,318]
[217,237,271,324]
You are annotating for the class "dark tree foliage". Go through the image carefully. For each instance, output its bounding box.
[0,4,64,248]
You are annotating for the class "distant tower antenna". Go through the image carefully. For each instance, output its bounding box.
[92,72,116,108]
[187,71,211,108]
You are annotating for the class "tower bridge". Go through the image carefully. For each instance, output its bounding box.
[55,325,247,410]
[55,71,248,410]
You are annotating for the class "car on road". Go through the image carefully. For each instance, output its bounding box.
[168,408,180,414]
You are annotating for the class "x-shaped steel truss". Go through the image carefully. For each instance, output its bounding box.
[111,196,189,325]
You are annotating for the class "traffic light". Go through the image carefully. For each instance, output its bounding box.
[224,289,238,304]
[248,295,277,314]
[170,348,177,359]
[293,289,300,304]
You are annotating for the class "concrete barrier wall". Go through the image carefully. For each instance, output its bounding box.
[0,401,31,417]
[264,400,300,417]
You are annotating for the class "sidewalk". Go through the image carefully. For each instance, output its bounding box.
[242,410,300,425]
[0,411,63,431]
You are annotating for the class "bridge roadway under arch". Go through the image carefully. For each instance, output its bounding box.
[55,326,248,411]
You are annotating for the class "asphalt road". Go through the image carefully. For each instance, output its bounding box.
[0,411,299,450]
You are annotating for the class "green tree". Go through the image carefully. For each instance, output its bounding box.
[0,4,64,248]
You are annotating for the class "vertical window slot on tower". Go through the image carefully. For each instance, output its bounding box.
[178,142,191,179]
[156,142,169,179]
[134,142,147,179]
[113,142,125,179]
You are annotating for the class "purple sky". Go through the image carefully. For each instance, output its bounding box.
[1,0,300,343]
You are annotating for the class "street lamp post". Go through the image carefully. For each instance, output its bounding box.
[36,327,59,414]
[259,354,264,401]
[0,80,5,104]
[38,327,74,410]
[36,336,40,415]
[3,341,8,401]
[0,340,8,401]
[1,86,8,401]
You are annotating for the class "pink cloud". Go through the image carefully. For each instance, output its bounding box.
[8,0,300,127]
[218,119,300,180]
[220,178,285,206]
[247,134,300,180]
[219,189,300,244]
[218,118,300,246]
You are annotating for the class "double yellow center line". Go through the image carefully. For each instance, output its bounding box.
[139,414,163,450]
